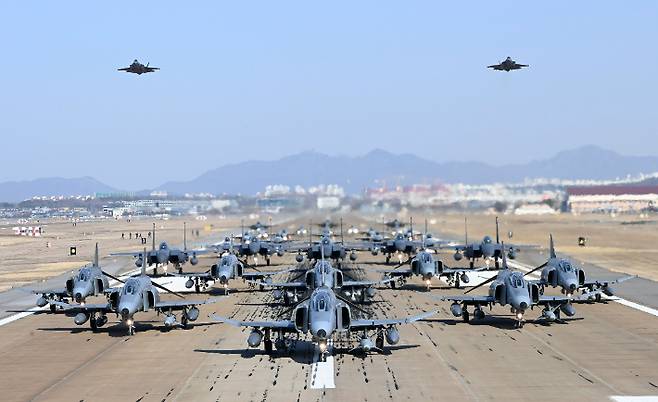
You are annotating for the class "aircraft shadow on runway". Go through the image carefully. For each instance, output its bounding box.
[425,315,585,329]
[37,320,218,337]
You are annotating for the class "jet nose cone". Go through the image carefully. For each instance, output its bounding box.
[519,301,528,310]
[316,329,327,339]
[219,275,228,284]
[120,308,130,320]
[74,293,83,303]
[569,283,577,291]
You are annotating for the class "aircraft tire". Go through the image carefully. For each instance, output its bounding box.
[462,310,470,323]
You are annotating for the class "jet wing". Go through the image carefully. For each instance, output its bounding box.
[439,295,496,305]
[155,298,217,310]
[581,275,636,290]
[145,67,160,71]
[343,277,394,288]
[487,64,503,70]
[245,279,307,289]
[440,266,488,275]
[117,67,130,71]
[32,288,69,297]
[209,314,295,329]
[49,300,113,312]
[350,310,436,329]
[110,251,142,257]
[378,269,413,279]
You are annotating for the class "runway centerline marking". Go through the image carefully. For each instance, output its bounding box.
[309,341,335,389]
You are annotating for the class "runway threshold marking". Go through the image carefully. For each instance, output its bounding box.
[506,260,658,319]
[309,341,336,389]
[0,266,142,328]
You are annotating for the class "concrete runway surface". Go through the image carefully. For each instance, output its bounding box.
[0,215,657,401]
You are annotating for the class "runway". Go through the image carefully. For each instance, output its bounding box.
[1,216,658,401]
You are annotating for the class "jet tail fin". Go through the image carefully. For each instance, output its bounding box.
[141,247,147,276]
[501,242,509,270]
[549,234,556,259]
[93,242,99,267]
[495,216,500,244]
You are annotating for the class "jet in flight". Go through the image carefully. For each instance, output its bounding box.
[487,56,528,71]
[117,59,160,75]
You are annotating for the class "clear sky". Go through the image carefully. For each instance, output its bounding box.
[1,1,657,190]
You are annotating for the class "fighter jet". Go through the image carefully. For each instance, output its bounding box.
[111,222,207,274]
[211,278,434,359]
[50,249,215,335]
[253,258,392,305]
[525,234,636,300]
[449,217,519,268]
[180,252,294,294]
[441,248,588,328]
[34,243,110,311]
[117,59,160,75]
[233,232,286,265]
[380,250,486,290]
[487,56,528,71]
[356,227,384,243]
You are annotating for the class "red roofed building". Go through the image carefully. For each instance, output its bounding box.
[566,186,658,213]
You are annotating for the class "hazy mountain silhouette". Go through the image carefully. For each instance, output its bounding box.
[1,146,656,201]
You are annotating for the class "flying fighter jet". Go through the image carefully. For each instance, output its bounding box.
[441,247,586,328]
[525,234,636,300]
[253,259,393,305]
[50,249,215,335]
[180,252,294,294]
[380,250,487,290]
[449,217,519,268]
[211,280,434,359]
[34,243,110,311]
[117,59,160,75]
[111,222,207,274]
[487,56,528,71]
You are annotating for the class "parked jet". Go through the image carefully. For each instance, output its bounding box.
[211,282,434,359]
[254,259,392,305]
[180,252,293,294]
[51,249,215,335]
[487,56,528,71]
[111,222,207,274]
[34,243,110,311]
[381,250,486,290]
[450,217,518,268]
[442,247,583,328]
[117,59,159,75]
[525,234,636,300]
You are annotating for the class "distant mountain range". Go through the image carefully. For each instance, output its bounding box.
[0,177,117,203]
[1,145,657,202]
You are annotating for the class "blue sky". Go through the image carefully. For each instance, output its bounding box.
[1,2,657,190]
